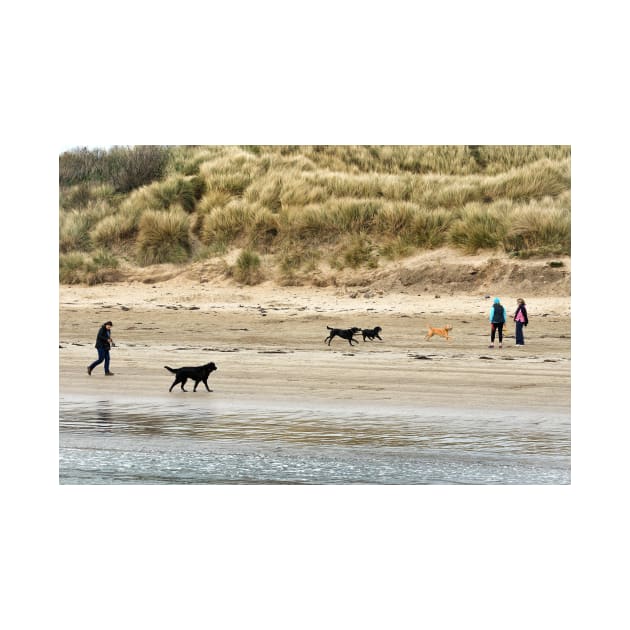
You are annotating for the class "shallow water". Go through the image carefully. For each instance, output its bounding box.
[59,395,570,484]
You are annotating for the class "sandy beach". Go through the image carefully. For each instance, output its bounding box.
[59,275,570,415]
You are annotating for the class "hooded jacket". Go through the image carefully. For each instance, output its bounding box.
[489,298,506,324]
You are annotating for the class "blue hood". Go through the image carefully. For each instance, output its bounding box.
[493,298,501,304]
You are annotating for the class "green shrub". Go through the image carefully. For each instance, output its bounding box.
[106,145,170,193]
[59,147,110,186]
[59,146,170,192]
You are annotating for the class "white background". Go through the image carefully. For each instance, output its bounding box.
[3,1,628,628]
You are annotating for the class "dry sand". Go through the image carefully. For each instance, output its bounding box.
[59,275,570,415]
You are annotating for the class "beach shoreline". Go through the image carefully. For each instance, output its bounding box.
[60,281,571,416]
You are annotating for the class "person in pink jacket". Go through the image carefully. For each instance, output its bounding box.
[513,298,529,346]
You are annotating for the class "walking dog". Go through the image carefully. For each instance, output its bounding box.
[361,326,383,342]
[424,325,453,341]
[164,362,217,392]
[324,326,362,346]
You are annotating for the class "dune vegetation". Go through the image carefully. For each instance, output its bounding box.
[59,145,570,285]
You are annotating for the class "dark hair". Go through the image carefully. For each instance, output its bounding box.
[104,321,113,326]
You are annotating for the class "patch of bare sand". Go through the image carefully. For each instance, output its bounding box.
[60,269,570,414]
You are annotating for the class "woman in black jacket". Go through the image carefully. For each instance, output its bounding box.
[87,321,115,375]
[513,298,529,346]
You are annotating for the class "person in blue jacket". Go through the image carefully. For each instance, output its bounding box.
[488,298,506,348]
[87,321,115,376]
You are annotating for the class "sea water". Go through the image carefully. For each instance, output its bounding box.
[59,395,570,484]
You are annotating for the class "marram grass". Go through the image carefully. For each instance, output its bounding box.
[136,209,191,265]
[60,145,571,278]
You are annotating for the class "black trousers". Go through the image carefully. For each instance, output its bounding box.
[490,323,504,343]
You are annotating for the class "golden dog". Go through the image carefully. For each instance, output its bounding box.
[424,325,453,341]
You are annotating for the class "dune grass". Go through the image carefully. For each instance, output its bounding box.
[232,250,263,285]
[59,145,570,283]
[136,209,191,265]
[59,250,120,285]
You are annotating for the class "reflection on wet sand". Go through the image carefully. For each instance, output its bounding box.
[60,396,570,485]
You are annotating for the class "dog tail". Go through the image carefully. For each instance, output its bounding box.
[164,366,176,373]
[327,326,333,330]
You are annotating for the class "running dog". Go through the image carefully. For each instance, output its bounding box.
[361,326,383,342]
[424,325,453,341]
[164,362,217,392]
[324,326,362,346]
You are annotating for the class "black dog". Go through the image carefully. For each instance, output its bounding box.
[324,326,362,346]
[164,362,217,392]
[361,326,383,341]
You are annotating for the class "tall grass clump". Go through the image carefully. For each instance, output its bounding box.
[449,203,511,253]
[282,199,382,244]
[245,174,284,211]
[200,202,254,247]
[232,250,263,285]
[377,206,453,258]
[90,209,141,248]
[59,202,112,252]
[332,233,378,269]
[59,250,120,285]
[198,151,258,198]
[479,146,570,175]
[408,208,454,248]
[487,158,570,201]
[152,175,206,212]
[136,209,191,265]
[374,202,417,236]
[326,198,381,233]
[503,206,571,256]
[247,207,280,251]
[277,241,321,277]
[59,212,93,252]
[59,182,117,210]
